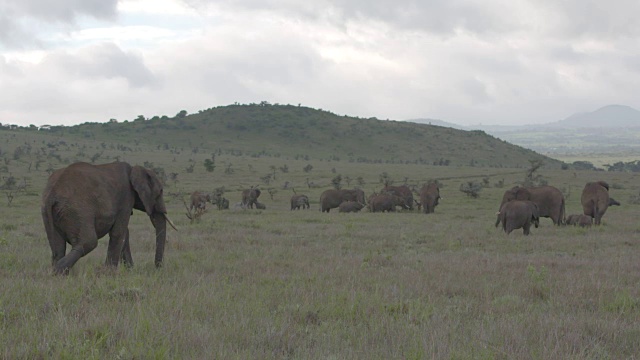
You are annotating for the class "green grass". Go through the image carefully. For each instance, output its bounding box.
[1,114,640,358]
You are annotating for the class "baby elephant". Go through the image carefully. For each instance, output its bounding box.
[338,201,365,213]
[290,194,310,210]
[566,214,592,227]
[495,200,540,235]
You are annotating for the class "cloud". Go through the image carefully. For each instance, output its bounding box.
[45,42,158,87]
[0,0,118,47]
[2,0,640,126]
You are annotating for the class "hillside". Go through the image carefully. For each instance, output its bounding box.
[31,103,561,168]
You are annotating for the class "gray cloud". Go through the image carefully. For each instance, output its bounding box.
[44,43,158,88]
[0,0,118,47]
[2,0,640,126]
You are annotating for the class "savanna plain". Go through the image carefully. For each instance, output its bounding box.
[1,127,640,359]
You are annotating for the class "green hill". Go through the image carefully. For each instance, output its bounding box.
[29,103,562,168]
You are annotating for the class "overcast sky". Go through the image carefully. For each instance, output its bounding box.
[1,0,640,127]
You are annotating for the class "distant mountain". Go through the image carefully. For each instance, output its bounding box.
[548,105,640,128]
[405,104,640,157]
[407,118,467,130]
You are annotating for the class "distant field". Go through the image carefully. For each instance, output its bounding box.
[548,153,640,168]
[2,126,640,358]
[490,127,640,168]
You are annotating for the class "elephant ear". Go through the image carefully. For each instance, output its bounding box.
[254,189,261,198]
[131,166,159,216]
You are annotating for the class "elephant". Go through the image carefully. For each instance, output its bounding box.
[216,197,230,210]
[566,214,592,227]
[577,214,593,227]
[41,162,177,275]
[290,194,310,210]
[581,181,613,225]
[255,201,266,210]
[495,200,540,235]
[381,185,414,210]
[320,188,366,212]
[241,187,261,209]
[190,191,212,211]
[369,194,407,212]
[498,186,565,225]
[419,182,441,214]
[338,201,365,213]
[565,214,581,225]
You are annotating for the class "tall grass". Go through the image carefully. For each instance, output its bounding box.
[1,128,639,359]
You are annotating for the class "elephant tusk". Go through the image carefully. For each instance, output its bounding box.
[495,211,500,215]
[164,213,179,231]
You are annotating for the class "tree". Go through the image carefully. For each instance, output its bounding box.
[331,175,342,190]
[204,159,215,172]
[460,181,482,198]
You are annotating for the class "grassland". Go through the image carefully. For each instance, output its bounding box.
[1,115,640,359]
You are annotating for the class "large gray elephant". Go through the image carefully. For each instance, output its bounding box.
[41,162,177,275]
[498,185,565,225]
[241,187,261,209]
[320,188,365,212]
[290,194,310,210]
[581,181,614,225]
[381,185,414,210]
[495,200,540,235]
[338,201,365,213]
[419,182,440,214]
[190,191,212,211]
[369,194,407,212]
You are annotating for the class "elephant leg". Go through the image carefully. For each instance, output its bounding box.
[106,228,127,267]
[523,222,531,235]
[121,228,134,267]
[48,229,67,267]
[54,231,98,275]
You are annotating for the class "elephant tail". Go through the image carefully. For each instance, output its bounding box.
[42,199,65,265]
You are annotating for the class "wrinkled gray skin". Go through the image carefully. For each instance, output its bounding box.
[41,162,175,275]
[495,200,540,235]
[190,191,212,211]
[290,194,310,210]
[369,194,408,212]
[581,181,613,225]
[498,186,565,225]
[419,182,441,214]
[381,185,414,210]
[241,188,261,209]
[320,189,366,213]
[339,201,365,213]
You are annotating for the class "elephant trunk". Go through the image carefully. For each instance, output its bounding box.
[152,213,168,267]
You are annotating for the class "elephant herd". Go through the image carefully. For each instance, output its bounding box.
[317,183,441,214]
[40,161,619,275]
[495,181,619,235]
